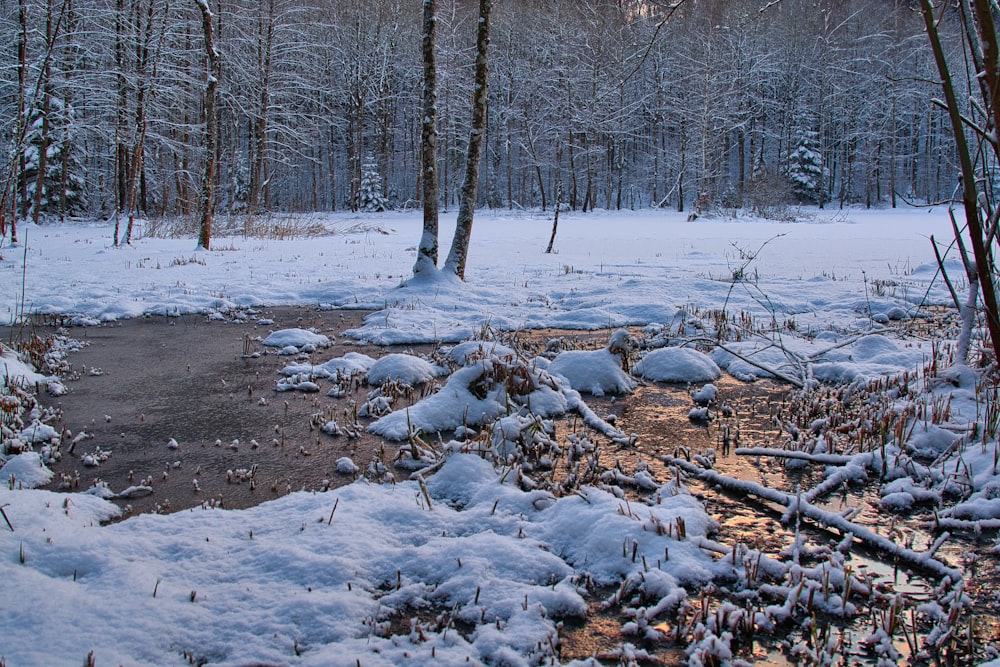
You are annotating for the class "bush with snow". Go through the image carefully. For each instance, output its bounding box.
[369,356,567,440]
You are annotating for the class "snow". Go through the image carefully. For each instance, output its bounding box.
[634,347,722,383]
[0,451,54,488]
[261,328,331,350]
[1,206,994,665]
[0,454,718,666]
[2,349,51,387]
[691,383,718,405]
[281,351,376,380]
[366,353,441,386]
[447,339,517,365]
[0,208,953,340]
[548,348,637,395]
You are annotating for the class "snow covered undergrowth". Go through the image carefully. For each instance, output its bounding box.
[3,207,1000,665]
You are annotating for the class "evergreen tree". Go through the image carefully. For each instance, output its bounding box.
[785,129,826,206]
[20,96,87,219]
[359,156,389,212]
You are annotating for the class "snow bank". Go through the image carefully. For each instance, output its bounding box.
[0,451,54,488]
[0,454,719,666]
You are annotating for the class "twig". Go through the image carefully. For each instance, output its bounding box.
[416,474,433,510]
[0,504,13,531]
[683,337,804,388]
[930,235,963,312]
[408,458,446,481]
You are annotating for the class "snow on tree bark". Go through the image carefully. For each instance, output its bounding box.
[195,0,219,251]
[413,0,439,277]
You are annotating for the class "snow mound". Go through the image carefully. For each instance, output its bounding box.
[1,349,50,387]
[19,421,61,444]
[547,349,637,396]
[369,363,509,439]
[710,343,788,382]
[906,423,957,460]
[261,328,331,349]
[335,457,359,475]
[692,383,718,405]
[0,451,54,488]
[369,358,568,440]
[634,347,721,383]
[812,334,926,383]
[367,353,440,386]
[281,352,376,379]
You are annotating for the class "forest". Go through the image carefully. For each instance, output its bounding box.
[0,0,969,226]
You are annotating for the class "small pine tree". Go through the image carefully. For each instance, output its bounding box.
[359,156,389,212]
[785,129,826,206]
[20,96,87,219]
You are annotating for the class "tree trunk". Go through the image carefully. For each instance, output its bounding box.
[413,0,439,276]
[249,0,274,214]
[920,0,1000,363]
[545,182,562,254]
[124,0,163,244]
[443,0,491,280]
[112,0,128,244]
[32,0,54,225]
[195,0,219,251]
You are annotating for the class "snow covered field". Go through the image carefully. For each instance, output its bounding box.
[2,206,997,666]
[0,206,952,340]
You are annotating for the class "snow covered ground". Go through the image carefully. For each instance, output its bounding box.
[2,206,996,666]
[0,206,953,341]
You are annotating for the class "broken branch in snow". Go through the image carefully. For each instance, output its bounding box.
[734,446,853,466]
[662,455,962,582]
[561,385,633,445]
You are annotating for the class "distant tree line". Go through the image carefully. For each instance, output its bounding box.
[0,0,973,230]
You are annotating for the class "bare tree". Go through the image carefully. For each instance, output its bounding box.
[443,0,491,280]
[413,0,439,277]
[195,0,219,250]
[920,0,1000,363]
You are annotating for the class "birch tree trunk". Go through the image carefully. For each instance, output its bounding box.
[412,0,439,277]
[443,0,491,280]
[195,0,219,251]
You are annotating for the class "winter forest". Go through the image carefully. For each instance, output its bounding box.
[0,0,971,229]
